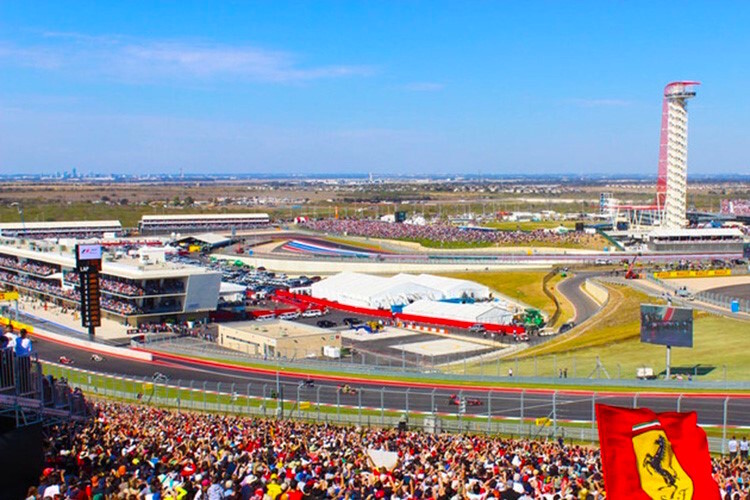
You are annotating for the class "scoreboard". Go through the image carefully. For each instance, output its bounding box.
[76,244,102,332]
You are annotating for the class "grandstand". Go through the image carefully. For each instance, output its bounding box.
[138,213,270,234]
[0,220,123,239]
[0,242,221,326]
[645,228,745,253]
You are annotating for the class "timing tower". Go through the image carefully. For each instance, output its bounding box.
[657,81,699,229]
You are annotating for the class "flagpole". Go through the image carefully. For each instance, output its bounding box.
[665,345,671,379]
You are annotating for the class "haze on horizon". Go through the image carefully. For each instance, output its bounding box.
[1,2,749,177]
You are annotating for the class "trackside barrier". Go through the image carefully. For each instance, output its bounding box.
[26,327,153,362]
[274,290,394,319]
[275,290,524,333]
[39,360,740,454]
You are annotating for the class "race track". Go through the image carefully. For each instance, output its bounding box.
[557,272,601,324]
[30,335,750,428]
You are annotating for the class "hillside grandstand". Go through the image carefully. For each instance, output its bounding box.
[0,220,123,239]
[138,213,270,234]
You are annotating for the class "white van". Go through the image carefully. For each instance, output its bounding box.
[279,311,300,320]
[302,309,323,318]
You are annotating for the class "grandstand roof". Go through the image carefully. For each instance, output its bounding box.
[141,213,268,222]
[647,228,743,239]
[178,233,232,245]
[0,220,122,230]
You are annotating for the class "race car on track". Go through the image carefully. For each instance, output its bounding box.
[91,354,105,362]
[337,384,358,395]
[58,356,74,365]
[448,393,482,406]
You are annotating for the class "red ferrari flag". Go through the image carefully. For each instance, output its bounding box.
[596,404,719,500]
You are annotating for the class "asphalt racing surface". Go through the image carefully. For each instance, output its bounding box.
[557,272,601,324]
[30,334,750,428]
[705,283,750,301]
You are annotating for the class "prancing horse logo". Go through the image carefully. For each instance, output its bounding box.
[632,421,694,500]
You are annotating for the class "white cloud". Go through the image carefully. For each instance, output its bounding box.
[402,82,445,92]
[0,34,375,84]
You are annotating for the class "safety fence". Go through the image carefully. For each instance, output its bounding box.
[0,350,90,425]
[646,274,750,314]
[40,360,746,455]
[143,335,750,389]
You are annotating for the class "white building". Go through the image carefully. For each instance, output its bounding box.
[0,242,221,326]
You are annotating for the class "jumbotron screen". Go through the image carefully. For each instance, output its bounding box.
[640,304,694,347]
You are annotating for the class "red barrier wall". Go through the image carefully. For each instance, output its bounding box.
[275,290,524,333]
[394,313,524,335]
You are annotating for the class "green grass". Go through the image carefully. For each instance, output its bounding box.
[460,284,750,381]
[442,270,573,325]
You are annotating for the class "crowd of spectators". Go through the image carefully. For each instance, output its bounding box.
[64,274,185,298]
[128,320,210,339]
[0,255,57,276]
[720,200,750,217]
[0,272,142,315]
[30,401,750,499]
[302,219,598,247]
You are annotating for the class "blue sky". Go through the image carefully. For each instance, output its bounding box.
[1,1,749,176]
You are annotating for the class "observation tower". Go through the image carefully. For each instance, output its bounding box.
[657,81,699,228]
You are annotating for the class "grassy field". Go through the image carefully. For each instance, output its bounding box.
[442,270,574,326]
[462,284,750,381]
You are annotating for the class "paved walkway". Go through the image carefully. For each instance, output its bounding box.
[16,296,131,340]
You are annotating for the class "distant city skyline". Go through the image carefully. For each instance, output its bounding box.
[1,2,749,176]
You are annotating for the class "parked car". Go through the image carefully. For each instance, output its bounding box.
[557,321,576,334]
[302,309,323,318]
[343,317,361,326]
[317,319,337,328]
[469,323,486,333]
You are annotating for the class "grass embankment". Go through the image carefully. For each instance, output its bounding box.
[443,271,574,327]
[464,284,750,381]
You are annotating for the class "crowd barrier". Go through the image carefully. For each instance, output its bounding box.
[20,324,154,362]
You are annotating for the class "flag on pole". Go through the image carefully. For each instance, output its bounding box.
[596,404,719,500]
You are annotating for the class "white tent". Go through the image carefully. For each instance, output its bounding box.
[401,300,514,325]
[311,272,458,309]
[393,273,490,300]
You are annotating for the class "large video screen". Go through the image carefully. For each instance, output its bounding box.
[640,304,693,347]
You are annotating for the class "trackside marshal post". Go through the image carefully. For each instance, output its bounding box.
[75,244,102,339]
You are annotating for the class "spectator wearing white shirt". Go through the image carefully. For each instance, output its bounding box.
[741,437,749,461]
[728,436,739,459]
